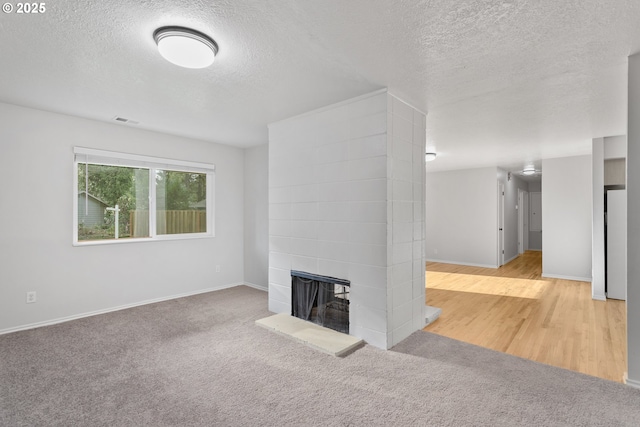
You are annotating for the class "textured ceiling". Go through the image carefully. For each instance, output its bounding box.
[1,0,640,173]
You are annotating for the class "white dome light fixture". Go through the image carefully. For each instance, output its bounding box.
[154,26,218,69]
[425,152,437,162]
[522,166,537,175]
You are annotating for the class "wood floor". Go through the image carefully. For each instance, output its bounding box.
[423,251,627,383]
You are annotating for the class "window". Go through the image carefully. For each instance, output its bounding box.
[74,147,214,245]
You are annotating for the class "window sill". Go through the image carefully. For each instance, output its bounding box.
[73,233,214,246]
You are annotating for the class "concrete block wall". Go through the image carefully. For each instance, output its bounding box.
[386,96,427,347]
[268,89,426,349]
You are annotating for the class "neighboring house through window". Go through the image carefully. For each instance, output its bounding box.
[73,147,215,245]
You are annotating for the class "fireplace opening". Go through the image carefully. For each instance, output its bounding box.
[291,270,350,334]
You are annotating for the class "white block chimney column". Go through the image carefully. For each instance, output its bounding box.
[267,89,426,349]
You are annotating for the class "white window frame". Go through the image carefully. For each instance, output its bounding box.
[73,147,215,246]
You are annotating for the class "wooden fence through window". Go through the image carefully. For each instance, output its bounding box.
[130,210,206,236]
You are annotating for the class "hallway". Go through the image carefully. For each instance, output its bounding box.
[424,251,627,382]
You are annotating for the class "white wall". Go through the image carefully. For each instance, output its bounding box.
[499,169,530,263]
[425,167,498,268]
[268,90,426,349]
[542,155,592,281]
[627,53,640,389]
[0,102,245,333]
[528,180,541,192]
[604,135,627,159]
[243,144,269,289]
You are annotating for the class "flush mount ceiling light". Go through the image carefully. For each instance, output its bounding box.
[522,166,537,175]
[425,152,437,162]
[153,26,218,69]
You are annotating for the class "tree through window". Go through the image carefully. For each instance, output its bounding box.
[74,147,214,244]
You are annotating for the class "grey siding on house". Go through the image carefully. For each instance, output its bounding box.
[78,194,105,227]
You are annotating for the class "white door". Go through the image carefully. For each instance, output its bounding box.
[498,182,505,266]
[518,190,524,254]
[607,189,627,300]
[523,191,529,251]
[530,192,542,232]
[517,189,530,254]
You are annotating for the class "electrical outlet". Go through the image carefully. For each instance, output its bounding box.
[26,291,36,304]
[215,265,221,273]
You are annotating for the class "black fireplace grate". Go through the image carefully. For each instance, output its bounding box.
[291,270,350,334]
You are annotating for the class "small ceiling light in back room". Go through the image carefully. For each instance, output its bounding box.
[154,26,218,69]
[425,152,437,162]
[522,165,536,175]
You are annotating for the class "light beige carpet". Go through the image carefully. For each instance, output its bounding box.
[1,285,639,426]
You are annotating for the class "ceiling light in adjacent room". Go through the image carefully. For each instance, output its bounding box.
[425,152,437,162]
[522,166,536,175]
[154,26,218,69]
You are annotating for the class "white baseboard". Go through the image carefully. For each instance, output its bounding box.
[244,282,267,292]
[0,282,246,336]
[542,273,592,283]
[426,259,498,269]
[592,293,607,301]
[624,373,640,390]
